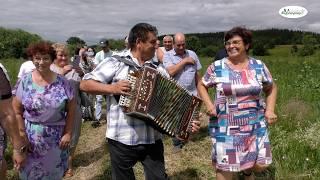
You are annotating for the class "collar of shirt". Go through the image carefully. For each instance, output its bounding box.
[173,49,188,57]
[127,51,152,67]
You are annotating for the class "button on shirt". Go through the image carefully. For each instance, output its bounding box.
[83,52,169,145]
[163,49,202,95]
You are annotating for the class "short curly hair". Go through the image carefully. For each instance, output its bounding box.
[224,26,253,52]
[27,41,56,61]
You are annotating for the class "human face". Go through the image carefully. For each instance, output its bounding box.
[225,35,249,58]
[33,53,52,72]
[139,32,157,61]
[174,38,186,56]
[155,40,160,49]
[163,37,173,51]
[55,50,69,67]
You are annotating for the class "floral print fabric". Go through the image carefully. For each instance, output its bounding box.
[14,73,74,125]
[14,73,74,179]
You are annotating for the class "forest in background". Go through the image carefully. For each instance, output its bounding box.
[1,26,320,60]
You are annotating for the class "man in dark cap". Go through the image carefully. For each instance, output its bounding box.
[93,38,113,66]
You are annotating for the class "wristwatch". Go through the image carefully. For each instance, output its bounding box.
[13,145,28,154]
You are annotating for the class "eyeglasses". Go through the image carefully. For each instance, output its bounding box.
[33,56,51,62]
[224,40,243,46]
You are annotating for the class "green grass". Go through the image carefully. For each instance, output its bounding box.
[0,58,24,84]
[2,46,320,179]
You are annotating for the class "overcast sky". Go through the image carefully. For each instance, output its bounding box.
[0,0,319,45]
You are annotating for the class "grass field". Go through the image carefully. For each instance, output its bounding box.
[1,45,320,179]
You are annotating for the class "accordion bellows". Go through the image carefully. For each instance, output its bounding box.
[119,65,202,140]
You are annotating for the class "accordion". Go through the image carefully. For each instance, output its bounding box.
[119,65,202,140]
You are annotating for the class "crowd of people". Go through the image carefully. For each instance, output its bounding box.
[0,23,277,180]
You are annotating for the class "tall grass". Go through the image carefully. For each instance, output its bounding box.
[0,58,24,84]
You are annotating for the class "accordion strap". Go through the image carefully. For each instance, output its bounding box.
[112,55,141,70]
[112,55,158,70]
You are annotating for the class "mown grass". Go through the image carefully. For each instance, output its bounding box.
[1,45,320,179]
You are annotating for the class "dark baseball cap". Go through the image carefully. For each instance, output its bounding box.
[99,38,109,47]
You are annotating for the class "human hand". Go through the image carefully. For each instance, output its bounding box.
[206,103,217,117]
[265,110,277,125]
[184,57,195,65]
[59,133,71,150]
[112,80,131,96]
[191,119,201,133]
[62,65,73,75]
[13,137,30,170]
[73,66,84,76]
[13,148,27,170]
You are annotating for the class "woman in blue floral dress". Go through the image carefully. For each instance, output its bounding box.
[12,41,76,179]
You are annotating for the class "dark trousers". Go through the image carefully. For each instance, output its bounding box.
[107,138,168,180]
[172,137,185,148]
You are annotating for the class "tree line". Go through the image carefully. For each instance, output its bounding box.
[1,27,319,59]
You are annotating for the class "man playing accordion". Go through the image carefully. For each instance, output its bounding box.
[80,23,201,180]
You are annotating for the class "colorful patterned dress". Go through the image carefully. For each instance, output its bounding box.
[14,73,74,179]
[202,57,273,172]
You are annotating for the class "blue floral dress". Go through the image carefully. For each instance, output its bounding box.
[14,73,74,179]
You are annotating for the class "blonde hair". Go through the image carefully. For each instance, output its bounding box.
[52,43,68,54]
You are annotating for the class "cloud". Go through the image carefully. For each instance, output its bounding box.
[0,0,318,45]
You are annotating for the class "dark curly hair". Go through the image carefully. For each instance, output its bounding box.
[27,41,56,61]
[224,26,253,52]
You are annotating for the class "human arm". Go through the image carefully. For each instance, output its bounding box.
[165,56,195,77]
[263,83,277,125]
[197,80,216,117]
[80,58,131,96]
[80,79,131,96]
[1,98,27,170]
[156,48,164,63]
[59,98,76,149]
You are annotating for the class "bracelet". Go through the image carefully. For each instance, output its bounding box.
[13,144,28,154]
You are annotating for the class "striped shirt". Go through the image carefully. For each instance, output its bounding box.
[83,52,169,145]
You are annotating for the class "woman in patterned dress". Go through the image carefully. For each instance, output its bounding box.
[12,41,75,179]
[51,43,83,177]
[198,27,277,180]
[0,64,27,178]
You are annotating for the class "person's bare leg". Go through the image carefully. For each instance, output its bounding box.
[65,148,76,177]
[243,169,254,180]
[216,169,233,180]
[0,160,8,180]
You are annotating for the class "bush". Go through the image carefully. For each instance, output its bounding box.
[0,27,42,58]
[252,42,269,56]
[199,45,219,57]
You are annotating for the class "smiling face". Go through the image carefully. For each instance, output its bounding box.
[139,32,158,61]
[163,36,173,51]
[225,35,249,59]
[174,33,186,56]
[32,53,52,73]
[54,50,69,67]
